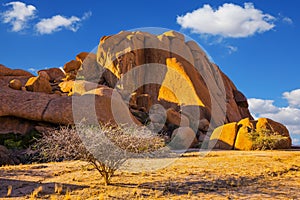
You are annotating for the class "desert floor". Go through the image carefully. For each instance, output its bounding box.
[0,150,300,199]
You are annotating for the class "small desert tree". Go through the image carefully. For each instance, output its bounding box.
[33,124,164,185]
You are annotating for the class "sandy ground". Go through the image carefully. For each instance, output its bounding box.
[0,150,300,199]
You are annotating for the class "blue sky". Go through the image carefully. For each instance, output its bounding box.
[1,0,300,144]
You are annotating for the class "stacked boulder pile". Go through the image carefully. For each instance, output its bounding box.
[209,118,291,150]
[0,31,292,165]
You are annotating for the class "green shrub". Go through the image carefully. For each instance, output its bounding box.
[4,139,22,149]
[0,130,41,150]
[248,129,289,150]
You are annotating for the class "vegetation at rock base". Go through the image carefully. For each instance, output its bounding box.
[32,124,165,185]
[0,130,41,150]
[249,129,290,150]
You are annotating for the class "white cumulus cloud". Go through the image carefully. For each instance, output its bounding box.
[249,89,300,145]
[35,11,92,35]
[283,89,300,108]
[1,1,36,32]
[177,2,275,38]
[35,15,81,34]
[1,2,91,34]
[248,98,280,116]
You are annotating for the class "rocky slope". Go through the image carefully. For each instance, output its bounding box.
[0,30,291,165]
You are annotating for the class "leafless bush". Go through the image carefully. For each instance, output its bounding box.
[33,126,86,162]
[33,124,165,185]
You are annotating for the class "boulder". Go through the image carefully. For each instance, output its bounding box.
[149,104,167,124]
[77,52,103,81]
[208,117,292,150]
[41,96,74,125]
[91,87,142,126]
[97,31,252,127]
[97,30,251,128]
[25,76,52,93]
[95,30,255,136]
[59,80,74,94]
[238,118,255,130]
[198,131,207,142]
[76,52,89,63]
[234,130,253,151]
[65,70,77,81]
[63,60,81,73]
[0,87,59,121]
[59,80,99,96]
[0,84,140,126]
[0,145,19,166]
[136,94,152,112]
[43,87,141,126]
[149,114,166,124]
[209,122,238,150]
[256,118,290,138]
[198,118,210,132]
[0,76,29,88]
[0,116,34,135]
[38,68,65,82]
[256,118,292,148]
[0,64,33,77]
[130,108,149,124]
[9,79,22,90]
[180,105,211,131]
[170,127,198,149]
[83,85,113,96]
[234,118,255,150]
[236,118,292,150]
[166,108,190,127]
[38,71,50,81]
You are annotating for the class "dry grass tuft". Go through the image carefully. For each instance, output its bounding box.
[6,185,12,197]
[54,183,63,194]
[30,186,43,199]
